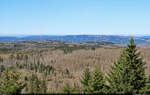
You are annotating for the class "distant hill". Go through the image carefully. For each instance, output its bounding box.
[0,35,150,44]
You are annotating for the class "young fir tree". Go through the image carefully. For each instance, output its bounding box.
[62,83,77,94]
[28,74,41,94]
[80,67,91,93]
[107,38,146,94]
[40,79,47,94]
[0,69,24,94]
[87,68,105,94]
[0,56,3,63]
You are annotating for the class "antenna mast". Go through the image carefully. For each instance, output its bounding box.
[40,24,42,42]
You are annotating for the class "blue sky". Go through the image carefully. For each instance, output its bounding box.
[0,0,150,36]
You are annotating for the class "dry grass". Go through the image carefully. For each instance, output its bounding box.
[30,47,150,92]
[1,47,150,93]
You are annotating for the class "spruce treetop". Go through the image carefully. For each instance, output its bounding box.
[107,38,146,94]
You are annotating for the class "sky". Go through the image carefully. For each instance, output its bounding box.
[0,0,150,36]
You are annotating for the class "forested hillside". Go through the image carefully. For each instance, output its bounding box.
[1,35,150,44]
[1,38,150,94]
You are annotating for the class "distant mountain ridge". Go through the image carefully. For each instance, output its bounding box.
[0,35,150,44]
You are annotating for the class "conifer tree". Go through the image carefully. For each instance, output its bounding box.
[107,38,146,94]
[87,68,105,94]
[28,74,41,94]
[0,65,5,75]
[0,56,3,63]
[40,79,47,94]
[80,67,91,93]
[62,83,77,94]
[0,69,24,94]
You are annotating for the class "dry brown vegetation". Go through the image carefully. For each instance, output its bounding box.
[1,45,150,93]
[44,48,150,92]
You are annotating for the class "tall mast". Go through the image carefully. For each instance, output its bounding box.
[40,24,42,42]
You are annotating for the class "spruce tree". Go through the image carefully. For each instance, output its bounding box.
[0,69,24,94]
[62,83,77,94]
[28,74,41,94]
[0,56,3,63]
[80,67,91,93]
[87,68,105,94]
[40,79,47,94]
[107,38,146,94]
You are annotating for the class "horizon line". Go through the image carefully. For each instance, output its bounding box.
[0,34,150,37]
